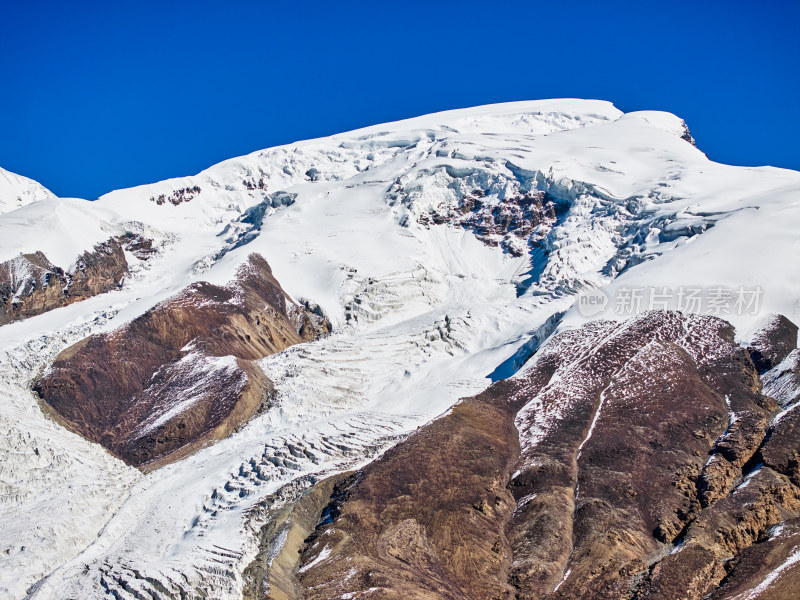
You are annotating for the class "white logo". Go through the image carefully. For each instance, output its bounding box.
[577,288,609,317]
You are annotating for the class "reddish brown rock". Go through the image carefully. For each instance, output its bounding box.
[0,242,128,323]
[249,311,800,600]
[641,467,800,599]
[0,235,155,325]
[506,313,765,599]
[34,253,328,468]
[762,407,800,488]
[699,411,768,506]
[419,189,567,256]
[749,315,799,373]
[149,185,201,206]
[710,518,800,600]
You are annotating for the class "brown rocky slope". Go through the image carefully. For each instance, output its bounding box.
[0,233,155,325]
[34,253,329,469]
[247,310,800,600]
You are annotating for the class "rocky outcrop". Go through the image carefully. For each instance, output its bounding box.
[0,234,154,325]
[642,467,800,599]
[749,314,799,373]
[762,408,800,488]
[506,312,777,600]
[680,120,698,147]
[699,411,767,506]
[251,311,800,600]
[419,189,568,256]
[34,253,329,468]
[149,185,201,206]
[242,474,352,600]
[710,518,800,600]
[117,232,157,261]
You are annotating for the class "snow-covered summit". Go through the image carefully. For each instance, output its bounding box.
[0,166,55,215]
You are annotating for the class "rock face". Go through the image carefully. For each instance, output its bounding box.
[418,189,567,257]
[709,518,800,600]
[242,474,352,600]
[34,253,329,468]
[0,235,151,325]
[149,185,201,206]
[250,311,800,600]
[749,314,799,373]
[507,311,781,600]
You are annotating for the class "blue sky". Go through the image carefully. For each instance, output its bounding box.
[1,0,798,199]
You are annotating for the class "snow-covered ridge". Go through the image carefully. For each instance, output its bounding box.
[1,99,799,599]
[0,166,55,215]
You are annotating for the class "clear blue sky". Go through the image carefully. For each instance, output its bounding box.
[1,0,798,199]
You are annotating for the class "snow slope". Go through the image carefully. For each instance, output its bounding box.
[0,166,55,215]
[0,99,799,599]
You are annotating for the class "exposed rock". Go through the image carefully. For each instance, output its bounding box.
[680,120,698,147]
[419,189,568,256]
[641,467,800,599]
[34,253,329,468]
[256,311,800,600]
[749,315,799,373]
[0,252,71,325]
[149,185,201,206]
[118,232,158,261]
[507,312,772,599]
[239,474,346,600]
[699,411,768,506]
[644,545,727,600]
[762,407,800,487]
[710,518,800,600]
[0,236,137,325]
[242,474,352,600]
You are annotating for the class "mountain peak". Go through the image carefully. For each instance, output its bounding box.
[0,166,55,215]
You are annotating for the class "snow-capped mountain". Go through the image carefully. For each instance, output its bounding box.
[0,166,55,214]
[2,100,799,600]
